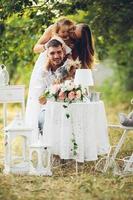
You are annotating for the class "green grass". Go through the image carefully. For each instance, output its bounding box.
[97,79,133,107]
[0,103,133,200]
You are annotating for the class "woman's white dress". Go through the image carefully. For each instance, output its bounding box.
[25,52,48,142]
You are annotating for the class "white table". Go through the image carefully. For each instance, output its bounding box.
[43,101,110,162]
[0,85,25,128]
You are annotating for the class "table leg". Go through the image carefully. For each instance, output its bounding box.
[22,136,27,162]
[21,101,25,119]
[4,134,12,173]
[3,103,7,128]
[75,160,78,175]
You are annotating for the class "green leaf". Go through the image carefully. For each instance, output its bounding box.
[66,113,70,118]
[73,151,77,156]
[63,104,68,108]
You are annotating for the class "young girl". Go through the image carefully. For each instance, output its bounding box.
[33,18,75,53]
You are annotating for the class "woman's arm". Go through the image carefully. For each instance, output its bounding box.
[33,24,55,53]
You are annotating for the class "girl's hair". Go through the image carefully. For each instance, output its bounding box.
[76,24,95,69]
[55,18,75,33]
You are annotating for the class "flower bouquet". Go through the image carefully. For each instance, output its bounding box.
[41,80,84,104]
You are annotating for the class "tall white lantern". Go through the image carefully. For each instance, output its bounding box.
[4,115,32,174]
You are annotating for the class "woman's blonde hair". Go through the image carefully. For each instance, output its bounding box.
[54,18,75,33]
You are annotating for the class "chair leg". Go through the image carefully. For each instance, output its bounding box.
[107,129,128,169]
[124,153,133,172]
[102,146,112,173]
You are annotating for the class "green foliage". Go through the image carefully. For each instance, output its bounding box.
[69,0,133,90]
[0,0,133,92]
[0,0,69,83]
[0,0,38,19]
[0,12,37,83]
[98,77,133,106]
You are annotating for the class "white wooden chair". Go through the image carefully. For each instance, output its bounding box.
[95,99,133,176]
[95,124,133,176]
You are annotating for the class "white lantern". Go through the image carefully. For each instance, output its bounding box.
[4,114,32,174]
[74,69,94,86]
[74,69,94,98]
[0,64,9,86]
[29,140,52,176]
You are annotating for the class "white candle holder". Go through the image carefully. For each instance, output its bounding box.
[4,116,32,174]
[74,69,94,100]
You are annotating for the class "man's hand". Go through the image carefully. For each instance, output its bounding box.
[39,95,47,105]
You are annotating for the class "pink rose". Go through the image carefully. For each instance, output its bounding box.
[58,91,65,100]
[68,91,75,100]
[50,84,60,94]
[76,90,82,99]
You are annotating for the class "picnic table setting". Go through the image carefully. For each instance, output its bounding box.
[0,66,132,177]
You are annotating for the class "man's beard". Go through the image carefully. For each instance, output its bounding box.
[50,59,64,71]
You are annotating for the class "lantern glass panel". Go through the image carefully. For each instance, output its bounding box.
[31,151,38,168]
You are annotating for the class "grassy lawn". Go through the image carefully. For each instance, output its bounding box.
[0,103,133,200]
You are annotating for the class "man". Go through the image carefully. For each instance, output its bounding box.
[25,39,67,142]
[45,39,66,71]
[38,39,68,134]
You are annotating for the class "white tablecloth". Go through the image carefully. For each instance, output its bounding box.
[43,101,110,162]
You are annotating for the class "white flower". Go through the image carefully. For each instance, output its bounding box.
[60,85,67,92]
[49,84,60,95]
[64,80,75,91]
